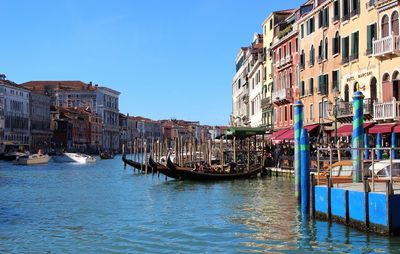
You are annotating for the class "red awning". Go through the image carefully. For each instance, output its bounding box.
[275,124,319,141]
[334,122,375,137]
[271,129,290,139]
[394,125,400,133]
[277,129,294,140]
[368,123,396,134]
[305,124,319,132]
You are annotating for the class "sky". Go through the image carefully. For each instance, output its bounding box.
[1,0,304,126]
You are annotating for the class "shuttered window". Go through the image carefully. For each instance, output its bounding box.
[367,23,376,55]
[392,11,399,36]
[382,15,389,38]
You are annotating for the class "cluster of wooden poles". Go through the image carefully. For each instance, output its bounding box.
[125,134,267,174]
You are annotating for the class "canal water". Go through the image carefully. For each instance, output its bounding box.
[1,155,399,253]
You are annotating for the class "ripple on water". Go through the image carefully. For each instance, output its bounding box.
[0,158,399,253]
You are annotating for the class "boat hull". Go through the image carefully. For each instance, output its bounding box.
[15,154,50,165]
[53,153,96,163]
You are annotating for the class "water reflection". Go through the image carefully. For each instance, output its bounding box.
[229,177,400,253]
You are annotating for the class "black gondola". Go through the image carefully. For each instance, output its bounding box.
[148,156,180,179]
[122,149,152,173]
[166,156,261,181]
[99,151,115,160]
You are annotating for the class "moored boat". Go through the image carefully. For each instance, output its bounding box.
[149,156,179,179]
[99,151,115,160]
[166,156,261,181]
[15,154,50,165]
[3,151,30,161]
[53,153,96,163]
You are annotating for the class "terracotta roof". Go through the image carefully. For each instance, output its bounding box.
[21,81,97,91]
[0,79,31,92]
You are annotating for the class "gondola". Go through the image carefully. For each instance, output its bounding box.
[148,156,180,179]
[99,151,115,160]
[122,149,152,173]
[166,156,261,181]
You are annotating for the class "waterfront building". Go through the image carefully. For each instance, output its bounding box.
[262,10,295,132]
[95,87,120,151]
[88,112,103,153]
[271,8,306,130]
[248,34,264,127]
[371,0,400,121]
[231,47,251,127]
[29,92,52,152]
[0,76,30,153]
[335,0,378,125]
[21,80,120,151]
[50,106,73,150]
[297,0,344,141]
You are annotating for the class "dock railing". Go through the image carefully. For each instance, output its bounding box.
[316,147,400,192]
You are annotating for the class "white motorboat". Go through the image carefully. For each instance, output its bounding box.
[15,154,50,165]
[53,153,96,163]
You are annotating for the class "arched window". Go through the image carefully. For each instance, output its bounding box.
[383,72,390,82]
[393,70,400,80]
[300,49,305,67]
[344,84,349,102]
[324,38,328,60]
[382,15,390,37]
[353,82,359,92]
[370,77,377,101]
[333,31,340,55]
[392,11,399,35]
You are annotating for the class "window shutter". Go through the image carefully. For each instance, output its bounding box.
[325,8,329,26]
[367,25,372,51]
[355,32,359,56]
[342,37,346,59]
[332,37,335,55]
[319,11,323,28]
[351,32,355,56]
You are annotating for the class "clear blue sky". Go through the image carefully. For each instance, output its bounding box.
[1,0,304,126]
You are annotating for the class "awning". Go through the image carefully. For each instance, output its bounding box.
[333,122,375,137]
[271,129,290,139]
[275,124,319,140]
[394,125,400,133]
[368,123,396,134]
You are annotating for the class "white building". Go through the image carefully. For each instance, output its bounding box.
[231,34,264,127]
[231,47,250,127]
[96,87,120,151]
[0,76,31,153]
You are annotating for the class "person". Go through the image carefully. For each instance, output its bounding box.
[382,150,389,159]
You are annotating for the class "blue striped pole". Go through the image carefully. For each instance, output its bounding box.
[300,128,310,215]
[376,133,382,160]
[392,132,396,159]
[294,101,304,201]
[364,133,369,160]
[352,91,364,183]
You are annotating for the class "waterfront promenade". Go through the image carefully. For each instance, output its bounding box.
[1,157,399,253]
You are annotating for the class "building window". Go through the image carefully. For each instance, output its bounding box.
[318,40,323,62]
[366,23,377,55]
[310,104,314,121]
[289,70,293,87]
[295,38,299,52]
[289,42,292,55]
[283,72,287,88]
[382,15,389,38]
[333,1,340,21]
[251,101,255,115]
[332,31,341,55]
[344,84,350,101]
[270,19,273,30]
[301,24,304,38]
[332,70,340,91]
[342,36,349,64]
[392,11,399,36]
[324,101,329,118]
[284,106,288,122]
[318,74,329,95]
[290,105,293,121]
[350,0,359,17]
[300,50,305,69]
[342,0,350,21]
[309,78,314,95]
[350,31,359,61]
[300,81,305,96]
[324,38,328,60]
[309,45,315,66]
[319,102,323,118]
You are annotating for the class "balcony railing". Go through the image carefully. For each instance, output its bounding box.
[373,35,400,57]
[337,99,374,118]
[261,97,272,109]
[272,88,293,104]
[373,99,400,120]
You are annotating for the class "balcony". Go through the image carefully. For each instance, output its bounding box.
[336,99,374,122]
[261,97,273,109]
[373,35,400,58]
[272,88,293,105]
[373,99,400,121]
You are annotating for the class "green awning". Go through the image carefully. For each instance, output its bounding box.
[223,127,266,138]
